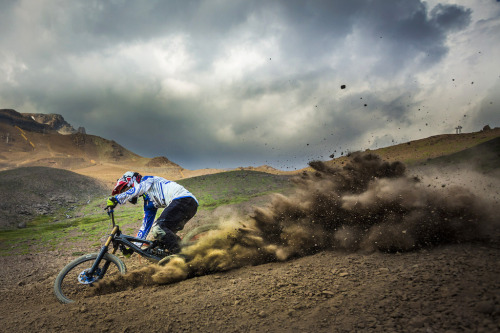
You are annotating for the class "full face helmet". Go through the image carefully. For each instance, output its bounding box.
[112,171,142,195]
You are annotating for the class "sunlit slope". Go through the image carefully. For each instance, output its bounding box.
[0,109,184,185]
[320,128,500,171]
[0,109,144,167]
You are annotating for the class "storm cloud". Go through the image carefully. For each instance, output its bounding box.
[0,0,498,169]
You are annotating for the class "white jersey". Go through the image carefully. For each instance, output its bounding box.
[115,175,197,208]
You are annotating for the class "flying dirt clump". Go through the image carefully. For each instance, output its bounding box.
[95,152,495,292]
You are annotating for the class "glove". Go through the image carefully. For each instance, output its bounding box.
[106,196,119,209]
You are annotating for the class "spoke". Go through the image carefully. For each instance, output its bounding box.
[58,258,122,302]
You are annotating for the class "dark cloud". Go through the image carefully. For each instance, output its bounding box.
[0,0,496,170]
[355,1,472,76]
[430,3,472,31]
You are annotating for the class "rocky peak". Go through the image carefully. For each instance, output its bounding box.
[0,109,51,133]
[23,113,77,135]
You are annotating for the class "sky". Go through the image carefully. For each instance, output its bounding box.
[1,0,499,170]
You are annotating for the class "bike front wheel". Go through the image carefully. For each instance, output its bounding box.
[54,252,127,304]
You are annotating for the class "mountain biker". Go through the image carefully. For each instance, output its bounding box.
[106,171,198,254]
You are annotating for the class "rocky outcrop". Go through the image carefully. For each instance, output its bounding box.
[23,113,77,135]
[0,109,52,133]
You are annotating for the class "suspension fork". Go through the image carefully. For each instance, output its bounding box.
[88,225,119,277]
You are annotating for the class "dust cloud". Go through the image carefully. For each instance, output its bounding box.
[95,152,497,292]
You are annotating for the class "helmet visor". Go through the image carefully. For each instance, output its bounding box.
[111,171,135,195]
[111,179,130,195]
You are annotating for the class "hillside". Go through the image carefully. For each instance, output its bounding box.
[422,136,500,173]
[0,109,143,167]
[0,109,291,186]
[319,127,500,175]
[0,109,185,186]
[0,167,109,230]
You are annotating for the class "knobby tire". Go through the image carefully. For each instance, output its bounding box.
[54,252,127,304]
[180,223,220,247]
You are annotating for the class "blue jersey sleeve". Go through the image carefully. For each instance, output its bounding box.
[135,195,157,241]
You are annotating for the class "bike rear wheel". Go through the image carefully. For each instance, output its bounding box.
[180,223,220,247]
[54,252,127,304]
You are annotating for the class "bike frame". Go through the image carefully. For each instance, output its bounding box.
[86,209,165,278]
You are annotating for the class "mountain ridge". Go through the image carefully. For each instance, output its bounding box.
[0,109,184,186]
[2,108,499,185]
[22,112,80,135]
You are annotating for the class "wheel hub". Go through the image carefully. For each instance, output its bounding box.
[77,269,100,284]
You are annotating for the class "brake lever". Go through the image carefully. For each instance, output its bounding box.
[104,206,114,214]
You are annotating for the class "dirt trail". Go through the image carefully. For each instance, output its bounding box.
[1,238,499,332]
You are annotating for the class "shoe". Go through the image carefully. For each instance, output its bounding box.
[156,238,181,255]
[121,247,134,257]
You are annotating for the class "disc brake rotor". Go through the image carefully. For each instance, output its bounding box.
[78,268,101,284]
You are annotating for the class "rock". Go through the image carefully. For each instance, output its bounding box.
[23,113,77,134]
[409,316,426,328]
[17,209,31,216]
[476,300,495,314]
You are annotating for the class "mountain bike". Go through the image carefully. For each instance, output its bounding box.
[53,208,218,304]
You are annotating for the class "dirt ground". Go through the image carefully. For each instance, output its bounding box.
[1,235,499,333]
[1,164,500,333]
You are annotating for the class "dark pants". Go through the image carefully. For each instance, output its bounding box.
[154,197,198,253]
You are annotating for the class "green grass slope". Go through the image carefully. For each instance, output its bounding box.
[177,170,292,209]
